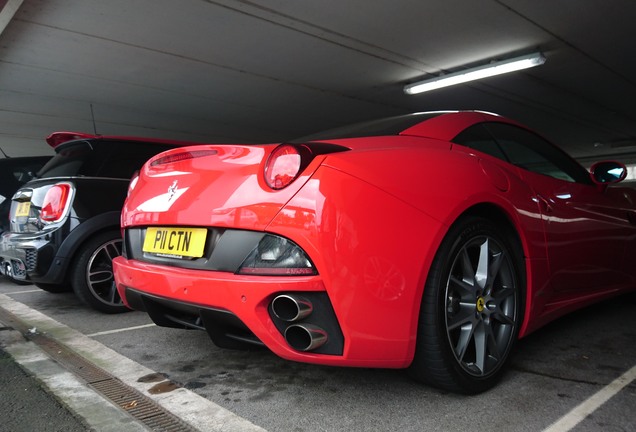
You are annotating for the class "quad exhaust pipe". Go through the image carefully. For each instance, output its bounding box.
[271,294,313,322]
[284,323,328,351]
[271,294,328,351]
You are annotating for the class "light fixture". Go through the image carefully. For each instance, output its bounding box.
[404,52,546,95]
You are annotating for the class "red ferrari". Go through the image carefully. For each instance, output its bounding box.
[113,111,636,394]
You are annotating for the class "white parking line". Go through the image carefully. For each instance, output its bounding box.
[87,323,156,337]
[542,364,636,432]
[4,289,43,294]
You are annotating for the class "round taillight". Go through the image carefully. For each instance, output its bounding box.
[40,183,72,222]
[264,145,302,190]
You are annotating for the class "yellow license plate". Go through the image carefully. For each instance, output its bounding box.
[142,227,207,258]
[15,201,31,217]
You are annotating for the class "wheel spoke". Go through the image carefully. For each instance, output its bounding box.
[455,322,476,362]
[493,311,515,326]
[449,275,476,297]
[106,283,120,303]
[89,269,113,285]
[104,242,121,263]
[447,304,476,330]
[492,285,515,301]
[485,321,501,362]
[490,287,516,325]
[459,248,475,285]
[475,239,489,290]
[484,251,504,296]
[473,321,487,372]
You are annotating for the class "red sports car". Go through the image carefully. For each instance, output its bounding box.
[113,111,636,394]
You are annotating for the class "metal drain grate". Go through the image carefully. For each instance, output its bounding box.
[0,307,198,432]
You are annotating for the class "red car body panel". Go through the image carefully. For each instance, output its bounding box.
[113,111,636,369]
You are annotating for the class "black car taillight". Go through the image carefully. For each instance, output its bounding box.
[40,183,73,223]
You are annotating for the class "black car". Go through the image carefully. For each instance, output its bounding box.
[0,132,196,313]
[0,155,52,235]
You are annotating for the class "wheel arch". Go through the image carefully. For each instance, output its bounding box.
[410,201,531,351]
[460,203,525,254]
[460,202,532,331]
[420,201,531,339]
[54,211,122,281]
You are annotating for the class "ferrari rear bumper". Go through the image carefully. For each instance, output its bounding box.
[113,256,360,365]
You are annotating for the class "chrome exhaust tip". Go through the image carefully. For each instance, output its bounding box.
[271,294,313,322]
[284,323,328,351]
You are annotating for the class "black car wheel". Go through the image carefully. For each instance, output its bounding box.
[71,230,129,314]
[409,215,524,394]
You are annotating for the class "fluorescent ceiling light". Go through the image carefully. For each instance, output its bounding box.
[404,52,546,95]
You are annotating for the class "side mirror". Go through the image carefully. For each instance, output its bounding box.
[590,161,627,185]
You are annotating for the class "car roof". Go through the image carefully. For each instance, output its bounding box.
[293,110,523,143]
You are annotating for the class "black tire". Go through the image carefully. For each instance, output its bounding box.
[35,282,72,293]
[408,215,524,394]
[70,230,129,314]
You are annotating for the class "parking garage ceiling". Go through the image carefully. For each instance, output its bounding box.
[1,0,635,163]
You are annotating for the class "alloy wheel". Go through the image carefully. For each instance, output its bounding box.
[85,238,123,307]
[444,235,518,377]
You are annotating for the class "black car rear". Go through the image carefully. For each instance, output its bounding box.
[0,133,193,312]
[0,156,51,235]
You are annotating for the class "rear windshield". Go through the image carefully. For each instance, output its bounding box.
[1,157,50,189]
[38,140,178,179]
[292,112,444,142]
